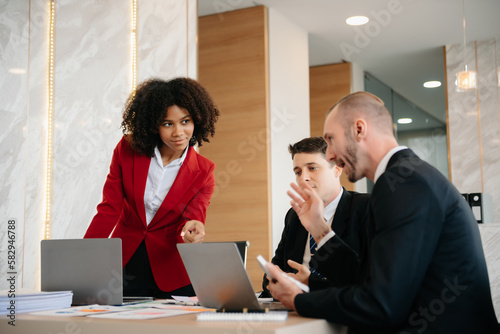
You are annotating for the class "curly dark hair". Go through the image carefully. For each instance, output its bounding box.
[121,77,220,157]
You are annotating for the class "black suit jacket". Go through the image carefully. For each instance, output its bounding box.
[261,188,371,296]
[295,149,498,334]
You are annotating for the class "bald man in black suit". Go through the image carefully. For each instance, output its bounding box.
[267,92,498,333]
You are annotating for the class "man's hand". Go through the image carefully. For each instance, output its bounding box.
[287,259,311,285]
[287,182,331,242]
[180,220,205,243]
[266,263,302,310]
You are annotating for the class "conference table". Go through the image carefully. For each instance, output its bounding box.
[2,311,347,334]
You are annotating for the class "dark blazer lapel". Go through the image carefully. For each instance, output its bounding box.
[287,212,309,264]
[331,188,351,238]
[295,219,309,259]
[133,151,151,228]
[149,147,200,228]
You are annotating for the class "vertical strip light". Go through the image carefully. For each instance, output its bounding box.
[44,0,55,240]
[131,0,138,92]
[186,0,189,76]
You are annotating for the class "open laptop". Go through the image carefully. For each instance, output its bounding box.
[177,242,287,311]
[41,238,149,306]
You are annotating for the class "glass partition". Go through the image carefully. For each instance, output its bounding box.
[364,72,448,192]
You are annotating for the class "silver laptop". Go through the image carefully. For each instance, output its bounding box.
[41,238,123,306]
[177,242,286,311]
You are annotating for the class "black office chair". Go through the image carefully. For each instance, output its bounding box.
[233,241,250,267]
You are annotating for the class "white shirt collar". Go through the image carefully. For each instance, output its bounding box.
[323,187,343,224]
[374,146,407,184]
[153,145,189,168]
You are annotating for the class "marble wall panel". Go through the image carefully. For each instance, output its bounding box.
[497,39,500,105]
[446,39,500,223]
[187,0,197,79]
[446,42,482,192]
[476,39,500,225]
[0,0,29,290]
[138,0,192,81]
[51,0,129,242]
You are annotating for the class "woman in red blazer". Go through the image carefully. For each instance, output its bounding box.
[84,78,219,298]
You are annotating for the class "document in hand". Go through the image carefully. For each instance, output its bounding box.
[257,255,310,292]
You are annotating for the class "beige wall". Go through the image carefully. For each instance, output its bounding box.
[198,6,271,290]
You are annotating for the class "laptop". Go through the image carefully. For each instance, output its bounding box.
[41,238,127,306]
[177,242,287,311]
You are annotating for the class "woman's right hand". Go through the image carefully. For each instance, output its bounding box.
[180,220,205,243]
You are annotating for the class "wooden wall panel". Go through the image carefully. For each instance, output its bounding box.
[309,62,355,191]
[198,6,270,290]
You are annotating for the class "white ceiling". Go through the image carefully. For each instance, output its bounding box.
[198,0,500,125]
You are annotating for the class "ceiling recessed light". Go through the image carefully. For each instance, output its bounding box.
[346,16,369,26]
[397,118,413,124]
[423,81,441,88]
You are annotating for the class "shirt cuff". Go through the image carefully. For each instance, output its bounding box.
[316,230,336,250]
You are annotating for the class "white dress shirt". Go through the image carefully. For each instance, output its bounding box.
[302,187,343,267]
[144,146,188,225]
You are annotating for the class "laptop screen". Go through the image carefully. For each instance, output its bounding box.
[41,238,123,305]
[177,242,260,310]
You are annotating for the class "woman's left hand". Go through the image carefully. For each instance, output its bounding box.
[180,220,205,243]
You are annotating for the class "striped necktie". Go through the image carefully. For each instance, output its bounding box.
[309,234,317,255]
[309,216,330,279]
[310,216,329,255]
[309,234,324,278]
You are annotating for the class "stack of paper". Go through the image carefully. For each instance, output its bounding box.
[0,289,73,314]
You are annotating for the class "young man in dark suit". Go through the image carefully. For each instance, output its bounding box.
[261,136,370,297]
[267,92,498,333]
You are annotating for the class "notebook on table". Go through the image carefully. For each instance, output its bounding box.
[177,242,288,312]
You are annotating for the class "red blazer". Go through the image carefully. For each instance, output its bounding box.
[84,136,215,292]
